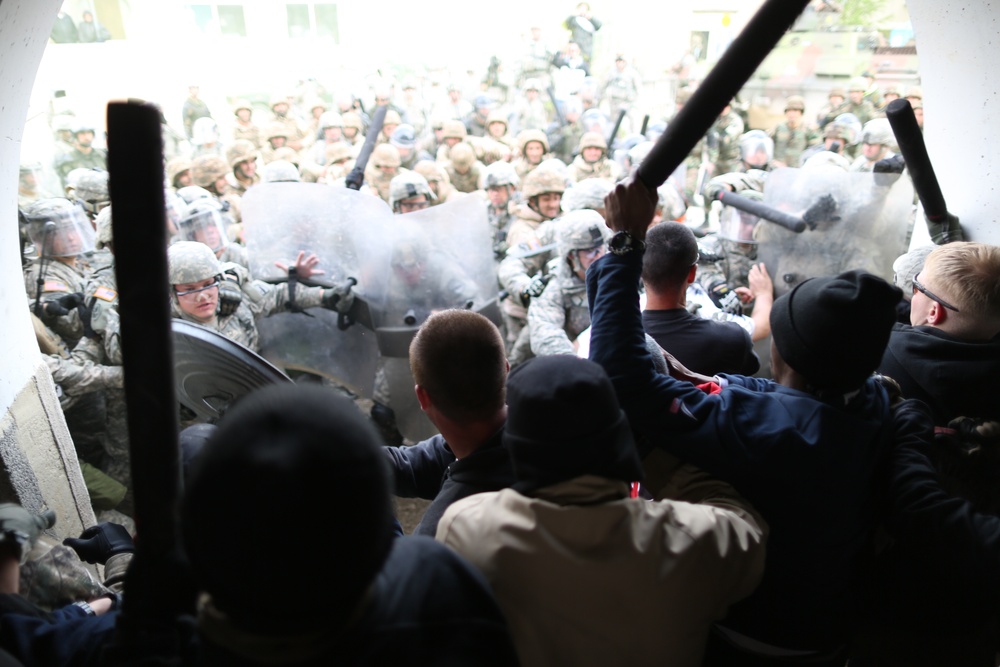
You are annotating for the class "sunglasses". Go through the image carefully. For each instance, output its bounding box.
[912,274,960,312]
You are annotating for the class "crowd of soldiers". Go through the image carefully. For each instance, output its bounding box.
[16,40,931,514]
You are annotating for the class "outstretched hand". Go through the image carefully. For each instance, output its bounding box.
[275,251,326,281]
[603,177,658,240]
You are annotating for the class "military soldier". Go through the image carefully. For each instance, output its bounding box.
[182,85,212,140]
[376,109,403,145]
[464,95,494,138]
[850,118,896,172]
[225,140,260,196]
[770,95,817,168]
[518,26,554,87]
[166,157,193,192]
[365,143,405,204]
[480,161,520,261]
[547,97,585,165]
[176,198,248,269]
[483,109,517,154]
[18,163,55,208]
[513,79,551,133]
[713,102,746,175]
[22,199,96,348]
[798,120,853,165]
[390,124,425,170]
[822,77,877,127]
[445,143,484,194]
[231,99,261,148]
[519,210,608,364]
[305,111,344,166]
[55,121,107,186]
[267,94,309,152]
[601,54,640,122]
[167,241,352,353]
[341,111,366,152]
[414,160,462,204]
[700,168,768,293]
[512,129,552,179]
[816,86,845,129]
[191,154,242,222]
[435,120,469,163]
[497,167,566,346]
[388,172,436,214]
[566,132,622,183]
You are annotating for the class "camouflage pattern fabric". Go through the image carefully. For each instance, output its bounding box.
[567,155,622,183]
[23,256,93,347]
[713,110,746,175]
[770,122,817,168]
[696,233,757,291]
[19,539,107,611]
[524,261,591,360]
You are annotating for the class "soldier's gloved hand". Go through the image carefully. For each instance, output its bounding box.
[708,281,744,316]
[519,274,548,306]
[217,277,243,317]
[63,522,134,565]
[0,504,56,564]
[873,153,906,175]
[322,277,356,314]
[42,292,84,319]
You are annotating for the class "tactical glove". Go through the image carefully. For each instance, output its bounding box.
[217,277,243,317]
[63,522,135,565]
[42,292,84,319]
[519,274,548,307]
[0,504,56,563]
[322,277,356,314]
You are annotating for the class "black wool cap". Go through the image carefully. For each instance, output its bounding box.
[182,383,394,634]
[770,270,901,392]
[504,355,643,493]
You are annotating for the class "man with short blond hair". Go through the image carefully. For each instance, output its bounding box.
[880,241,1000,423]
[385,310,513,536]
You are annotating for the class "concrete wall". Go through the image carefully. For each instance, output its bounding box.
[0,0,93,537]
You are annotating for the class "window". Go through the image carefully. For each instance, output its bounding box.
[218,6,247,37]
[287,4,340,42]
[186,4,246,37]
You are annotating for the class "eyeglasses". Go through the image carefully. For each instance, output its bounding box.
[175,280,219,298]
[912,274,960,312]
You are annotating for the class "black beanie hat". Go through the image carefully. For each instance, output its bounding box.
[504,355,644,493]
[770,270,901,392]
[182,384,394,634]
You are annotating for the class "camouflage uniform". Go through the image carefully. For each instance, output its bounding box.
[823,99,877,128]
[601,61,640,119]
[770,122,816,168]
[567,153,622,183]
[713,109,746,175]
[23,257,92,348]
[55,148,107,186]
[498,207,558,343]
[695,232,757,293]
[521,260,590,360]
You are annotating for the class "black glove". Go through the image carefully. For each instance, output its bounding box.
[708,281,743,316]
[63,522,134,565]
[519,274,549,306]
[322,277,356,314]
[42,292,84,318]
[873,153,906,175]
[801,194,840,228]
[217,277,243,317]
[0,504,56,563]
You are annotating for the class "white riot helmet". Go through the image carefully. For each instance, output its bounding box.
[177,199,230,252]
[23,198,96,258]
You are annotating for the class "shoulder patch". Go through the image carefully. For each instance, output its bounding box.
[42,280,70,293]
[93,286,118,302]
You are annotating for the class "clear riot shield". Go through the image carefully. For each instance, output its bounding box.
[242,183,394,397]
[372,194,502,442]
[757,167,914,296]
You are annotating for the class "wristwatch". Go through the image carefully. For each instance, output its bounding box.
[608,231,645,256]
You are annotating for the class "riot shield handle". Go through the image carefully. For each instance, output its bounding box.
[635,0,811,190]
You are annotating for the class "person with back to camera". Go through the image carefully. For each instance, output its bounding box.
[588,177,903,666]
